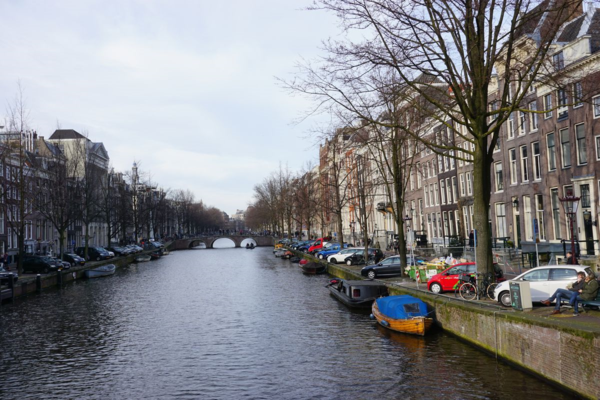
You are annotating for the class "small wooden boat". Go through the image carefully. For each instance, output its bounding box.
[274,249,286,257]
[135,255,151,263]
[371,295,433,336]
[300,261,327,274]
[85,264,116,279]
[289,256,300,263]
[327,278,388,309]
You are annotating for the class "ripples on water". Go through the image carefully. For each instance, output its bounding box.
[0,248,574,399]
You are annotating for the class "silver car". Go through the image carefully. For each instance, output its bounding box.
[494,265,593,307]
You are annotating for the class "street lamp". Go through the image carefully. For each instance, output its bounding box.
[559,195,580,264]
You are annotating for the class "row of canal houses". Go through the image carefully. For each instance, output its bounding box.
[0,128,176,262]
[315,3,600,259]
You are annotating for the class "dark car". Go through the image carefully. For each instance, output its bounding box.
[346,248,384,266]
[75,247,112,261]
[22,256,62,274]
[361,255,403,279]
[107,246,129,256]
[62,253,86,266]
[0,266,18,285]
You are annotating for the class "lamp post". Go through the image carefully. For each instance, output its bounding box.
[403,213,415,265]
[559,195,580,264]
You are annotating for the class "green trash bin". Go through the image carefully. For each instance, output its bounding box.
[409,265,417,281]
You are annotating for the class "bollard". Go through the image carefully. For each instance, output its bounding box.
[8,275,14,303]
[36,274,42,293]
[57,269,63,287]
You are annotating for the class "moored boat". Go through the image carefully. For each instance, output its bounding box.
[371,295,433,336]
[84,264,116,279]
[300,261,327,274]
[327,278,388,309]
[150,251,161,260]
[135,255,151,263]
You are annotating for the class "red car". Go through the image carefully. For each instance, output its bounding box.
[427,262,476,294]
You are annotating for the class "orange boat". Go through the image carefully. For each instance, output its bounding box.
[371,295,433,336]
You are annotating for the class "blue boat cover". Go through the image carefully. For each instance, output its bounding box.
[376,295,428,319]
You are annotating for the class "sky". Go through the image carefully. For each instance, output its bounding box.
[0,0,340,215]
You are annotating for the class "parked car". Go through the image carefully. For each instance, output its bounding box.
[361,255,404,279]
[62,253,86,266]
[308,237,332,254]
[75,247,112,261]
[52,258,71,269]
[315,243,351,259]
[22,256,62,274]
[297,241,316,253]
[346,248,384,266]
[0,266,18,285]
[427,263,477,294]
[327,248,363,264]
[494,265,594,307]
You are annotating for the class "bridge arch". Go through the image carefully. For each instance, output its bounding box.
[172,236,274,250]
[212,238,236,248]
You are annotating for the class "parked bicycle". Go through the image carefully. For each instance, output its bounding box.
[457,272,499,301]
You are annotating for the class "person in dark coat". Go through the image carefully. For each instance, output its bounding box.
[468,230,474,248]
[565,252,577,265]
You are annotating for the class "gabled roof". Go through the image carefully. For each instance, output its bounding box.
[89,142,109,160]
[557,14,586,42]
[49,129,88,140]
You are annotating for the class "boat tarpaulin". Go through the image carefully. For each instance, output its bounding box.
[375,295,428,319]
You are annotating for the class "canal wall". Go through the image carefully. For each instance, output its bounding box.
[314,253,600,399]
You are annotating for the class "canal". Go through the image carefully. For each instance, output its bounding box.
[0,247,575,399]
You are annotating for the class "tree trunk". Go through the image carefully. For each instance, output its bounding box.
[472,136,494,281]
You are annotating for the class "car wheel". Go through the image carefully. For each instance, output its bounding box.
[330,258,337,264]
[367,270,376,279]
[43,267,49,274]
[430,283,442,294]
[96,257,101,261]
[346,259,353,266]
[318,254,324,259]
[499,291,512,307]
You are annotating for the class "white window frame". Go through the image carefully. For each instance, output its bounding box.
[576,123,587,165]
[544,94,553,119]
[459,173,466,196]
[593,95,600,118]
[532,142,541,181]
[466,172,472,195]
[560,128,571,168]
[495,162,503,192]
[440,180,446,205]
[529,101,538,131]
[509,148,517,185]
[520,145,529,182]
[451,176,457,203]
[573,82,583,108]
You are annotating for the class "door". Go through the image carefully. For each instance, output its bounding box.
[515,215,522,250]
[583,211,595,255]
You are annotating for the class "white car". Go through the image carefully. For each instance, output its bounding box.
[494,265,594,307]
[327,248,363,264]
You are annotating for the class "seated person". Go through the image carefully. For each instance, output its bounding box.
[541,272,585,315]
[570,272,599,316]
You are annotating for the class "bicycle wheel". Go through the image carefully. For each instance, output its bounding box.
[486,283,498,300]
[459,283,477,301]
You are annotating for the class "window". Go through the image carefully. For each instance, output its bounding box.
[466,171,472,195]
[449,151,455,170]
[460,173,466,196]
[416,163,422,188]
[532,142,541,180]
[550,269,577,281]
[509,148,517,184]
[451,176,458,203]
[523,195,532,240]
[535,194,546,241]
[581,184,590,208]
[458,143,464,167]
[557,88,568,120]
[495,162,503,191]
[529,101,538,131]
[560,128,571,168]
[576,124,587,165]
[463,206,471,234]
[446,178,452,204]
[440,180,446,204]
[425,185,429,207]
[551,188,560,240]
[594,96,600,118]
[573,82,583,108]
[508,112,515,138]
[496,203,507,237]
[596,136,600,161]
[522,268,549,281]
[547,132,556,170]
[434,182,439,205]
[553,51,564,70]
[520,145,529,182]
[518,111,526,135]
[544,94,553,119]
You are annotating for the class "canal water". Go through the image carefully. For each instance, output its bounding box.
[0,247,575,399]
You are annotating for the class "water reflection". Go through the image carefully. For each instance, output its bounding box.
[0,248,576,399]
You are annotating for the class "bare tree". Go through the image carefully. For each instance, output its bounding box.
[288,0,585,277]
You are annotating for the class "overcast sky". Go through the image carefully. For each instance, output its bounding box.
[0,0,339,215]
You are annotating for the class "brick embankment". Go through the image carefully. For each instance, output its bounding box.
[290,249,600,399]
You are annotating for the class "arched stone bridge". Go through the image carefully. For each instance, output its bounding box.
[170,235,275,250]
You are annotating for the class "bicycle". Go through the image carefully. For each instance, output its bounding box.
[458,272,499,301]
